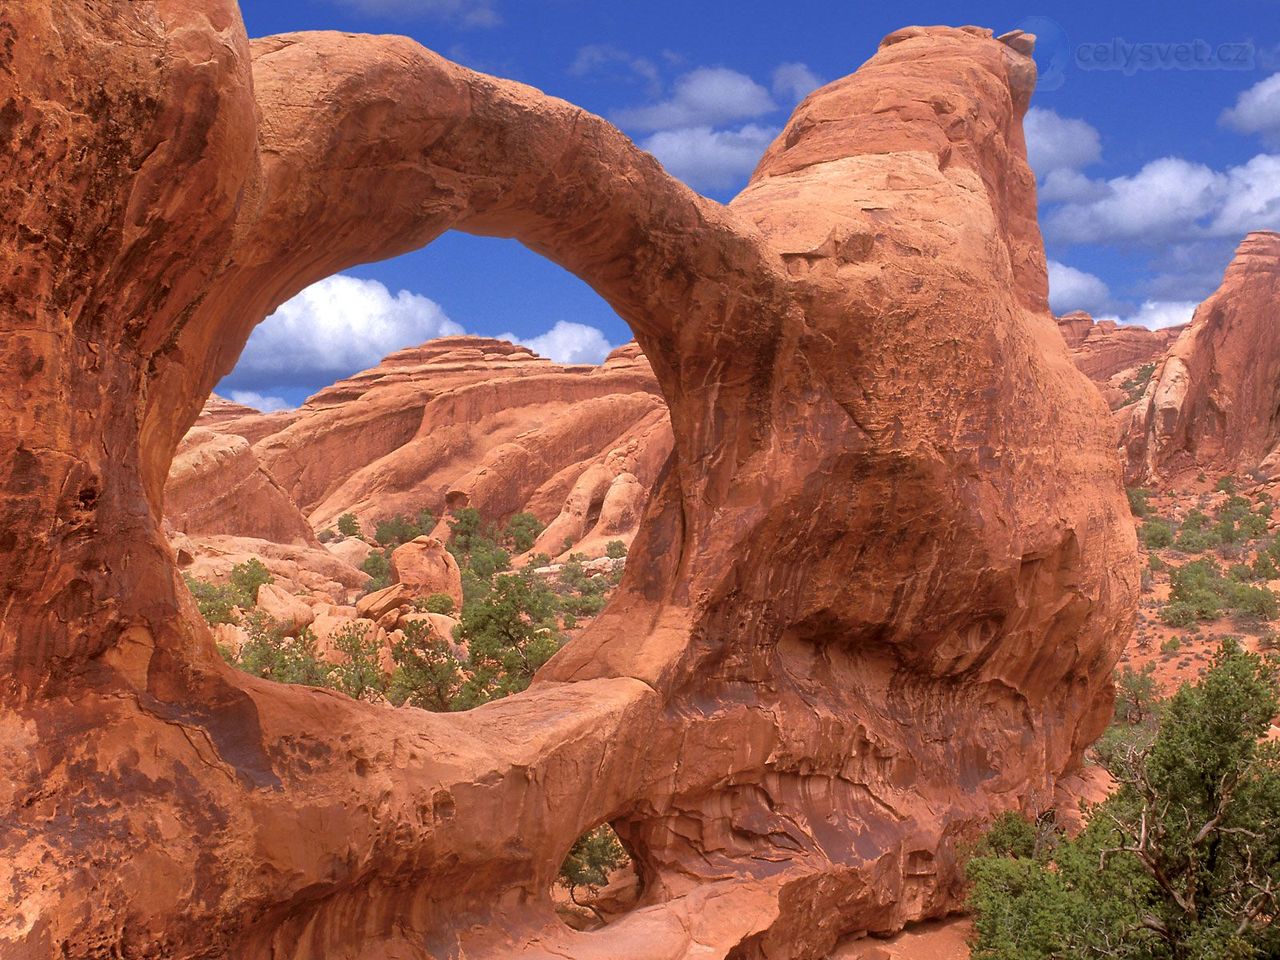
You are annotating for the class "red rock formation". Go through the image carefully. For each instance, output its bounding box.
[186,337,672,559]
[1055,310,1096,349]
[1122,231,1280,481]
[1056,311,1183,387]
[165,426,318,545]
[180,535,366,601]
[0,10,1136,960]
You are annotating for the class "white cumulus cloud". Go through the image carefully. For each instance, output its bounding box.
[1044,154,1280,245]
[771,63,823,103]
[1024,107,1103,176]
[641,123,777,192]
[226,274,463,392]
[1221,73,1280,147]
[498,320,614,365]
[613,67,776,131]
[1097,300,1198,330]
[1207,153,1280,235]
[1039,168,1110,204]
[227,390,292,413]
[1047,260,1112,314]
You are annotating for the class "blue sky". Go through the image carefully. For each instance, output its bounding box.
[224,0,1280,409]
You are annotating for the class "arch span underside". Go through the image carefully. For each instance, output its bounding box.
[0,5,1137,958]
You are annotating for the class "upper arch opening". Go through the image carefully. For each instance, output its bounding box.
[167,238,673,711]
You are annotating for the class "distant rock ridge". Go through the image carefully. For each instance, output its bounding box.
[168,335,672,565]
[1121,231,1280,481]
[1056,311,1184,385]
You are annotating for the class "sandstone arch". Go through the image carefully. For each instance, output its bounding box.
[0,5,1137,958]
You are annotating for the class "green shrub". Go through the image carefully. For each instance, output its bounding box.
[975,811,1041,860]
[554,556,609,618]
[467,540,511,582]
[446,508,511,585]
[1160,602,1199,627]
[453,570,563,708]
[1229,562,1255,582]
[1254,551,1279,580]
[317,528,336,543]
[388,618,463,710]
[1215,474,1237,494]
[416,593,456,615]
[605,539,627,559]
[1114,662,1159,724]
[558,823,628,905]
[360,551,392,592]
[229,559,272,604]
[374,509,436,547]
[1228,581,1278,620]
[1140,517,1174,549]
[1162,559,1223,624]
[1126,487,1151,517]
[1209,495,1268,546]
[185,575,241,625]
[226,613,331,687]
[337,513,360,537]
[1174,509,1217,552]
[1160,636,1182,655]
[502,512,544,552]
[185,559,274,625]
[447,507,485,552]
[1120,362,1156,404]
[967,639,1280,959]
[326,621,386,701]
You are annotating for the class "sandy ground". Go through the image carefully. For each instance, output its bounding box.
[1126,482,1280,700]
[832,917,974,959]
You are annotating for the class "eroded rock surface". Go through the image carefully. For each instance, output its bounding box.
[0,8,1136,960]
[166,426,318,545]
[1122,231,1280,481]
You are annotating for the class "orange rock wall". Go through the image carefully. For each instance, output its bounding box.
[0,9,1136,960]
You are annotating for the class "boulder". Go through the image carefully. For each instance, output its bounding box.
[254,582,315,632]
[325,537,374,568]
[165,427,318,545]
[389,536,463,609]
[355,582,415,622]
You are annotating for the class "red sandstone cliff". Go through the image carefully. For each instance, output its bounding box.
[0,10,1137,960]
[1122,231,1280,481]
